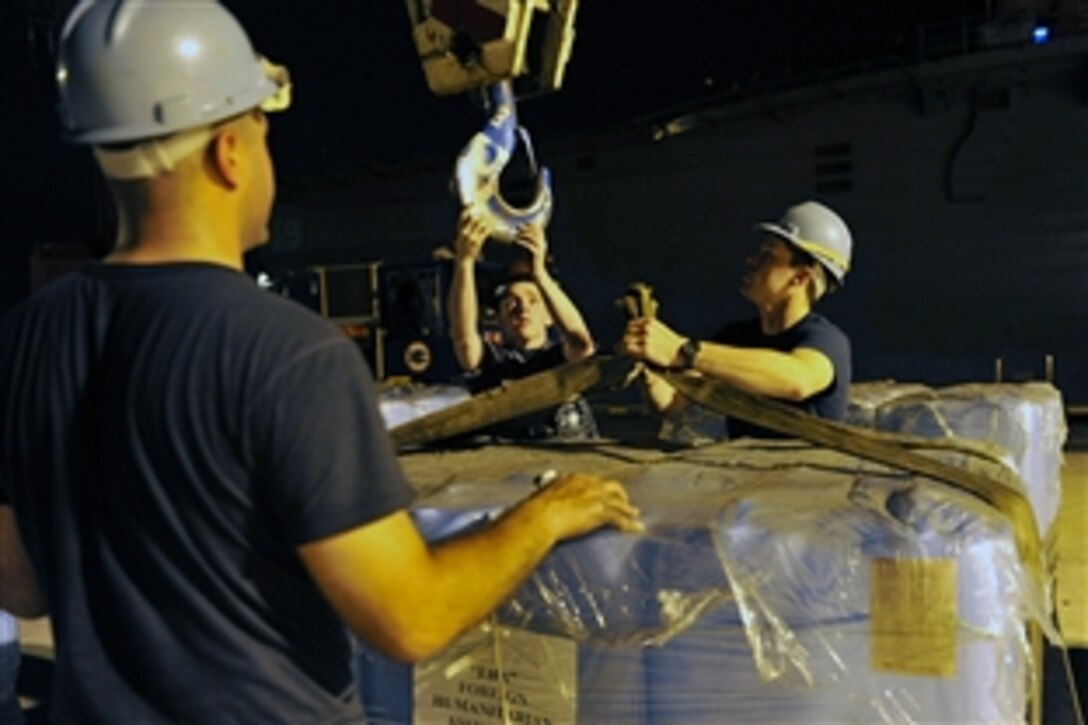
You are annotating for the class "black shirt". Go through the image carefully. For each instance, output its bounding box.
[0,263,415,723]
[712,313,851,439]
[464,340,598,440]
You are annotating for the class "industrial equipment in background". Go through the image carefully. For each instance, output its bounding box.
[270,259,511,384]
[375,258,511,382]
[378,261,461,383]
[310,263,381,324]
[275,262,384,376]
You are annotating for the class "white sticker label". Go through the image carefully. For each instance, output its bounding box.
[414,622,577,724]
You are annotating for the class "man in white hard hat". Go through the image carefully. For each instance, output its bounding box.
[448,210,598,439]
[0,1,641,722]
[621,200,853,438]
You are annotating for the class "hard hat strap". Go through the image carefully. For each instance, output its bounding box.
[792,237,850,273]
[93,126,213,180]
[258,57,292,113]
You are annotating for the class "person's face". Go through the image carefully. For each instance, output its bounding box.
[740,237,807,306]
[232,109,276,251]
[498,281,551,348]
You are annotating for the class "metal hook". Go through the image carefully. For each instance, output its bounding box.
[453,81,553,242]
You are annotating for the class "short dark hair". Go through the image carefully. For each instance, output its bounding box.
[786,244,836,298]
[785,243,816,268]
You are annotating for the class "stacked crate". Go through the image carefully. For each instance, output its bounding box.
[357,431,1056,723]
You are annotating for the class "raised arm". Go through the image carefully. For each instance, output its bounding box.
[515,224,595,362]
[298,473,641,663]
[448,210,492,371]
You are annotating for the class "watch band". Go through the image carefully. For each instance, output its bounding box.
[678,338,701,369]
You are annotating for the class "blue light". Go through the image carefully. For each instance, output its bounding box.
[1032,26,1050,44]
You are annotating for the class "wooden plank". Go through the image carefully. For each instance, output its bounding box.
[389,356,637,448]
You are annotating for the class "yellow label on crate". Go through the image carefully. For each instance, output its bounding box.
[871,557,958,677]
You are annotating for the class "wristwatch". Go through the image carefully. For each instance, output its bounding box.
[677,338,701,369]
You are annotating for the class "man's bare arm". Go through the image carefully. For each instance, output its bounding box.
[516,225,595,362]
[688,343,834,400]
[448,210,491,371]
[299,473,641,663]
[621,317,834,401]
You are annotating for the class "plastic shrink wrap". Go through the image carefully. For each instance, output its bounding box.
[0,612,20,724]
[849,381,1067,537]
[845,381,931,428]
[356,440,1054,724]
[377,384,471,430]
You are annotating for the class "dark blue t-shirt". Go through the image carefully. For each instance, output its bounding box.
[0,263,415,723]
[712,312,851,439]
[464,340,598,440]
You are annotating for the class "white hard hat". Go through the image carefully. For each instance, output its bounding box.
[758,201,853,286]
[57,0,290,146]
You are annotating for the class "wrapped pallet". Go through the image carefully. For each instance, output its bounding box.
[850,381,1067,537]
[845,381,931,428]
[356,439,1054,724]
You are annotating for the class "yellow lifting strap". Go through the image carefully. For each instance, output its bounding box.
[660,370,1045,589]
[391,355,1045,594]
